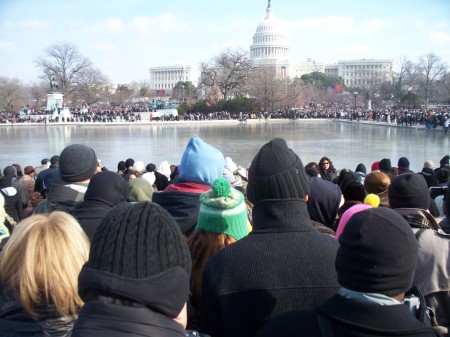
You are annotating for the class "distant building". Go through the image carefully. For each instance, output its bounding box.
[329,59,393,88]
[249,1,290,78]
[291,58,325,79]
[149,65,201,91]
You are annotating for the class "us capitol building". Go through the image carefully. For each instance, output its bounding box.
[149,1,393,92]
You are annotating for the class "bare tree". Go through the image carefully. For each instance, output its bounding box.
[35,42,92,99]
[28,82,48,109]
[246,66,284,111]
[0,77,25,114]
[201,48,253,100]
[416,53,448,108]
[74,67,110,105]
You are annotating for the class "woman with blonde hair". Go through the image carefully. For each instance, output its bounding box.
[187,178,249,329]
[0,212,90,336]
[364,171,391,207]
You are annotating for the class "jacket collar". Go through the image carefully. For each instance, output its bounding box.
[252,199,313,233]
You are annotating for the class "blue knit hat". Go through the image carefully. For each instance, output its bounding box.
[177,136,225,185]
[196,178,248,240]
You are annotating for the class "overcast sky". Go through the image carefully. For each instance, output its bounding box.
[1,0,449,85]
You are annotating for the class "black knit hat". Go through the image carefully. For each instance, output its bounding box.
[379,158,391,171]
[342,181,366,202]
[336,207,418,296]
[388,173,430,210]
[78,202,191,317]
[355,163,366,175]
[247,138,309,204]
[59,144,98,183]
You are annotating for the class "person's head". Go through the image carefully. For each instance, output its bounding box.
[364,171,390,195]
[305,162,320,177]
[50,155,60,167]
[371,161,380,172]
[127,177,153,202]
[319,157,334,172]
[84,171,129,207]
[440,155,450,168]
[133,161,145,173]
[423,160,434,170]
[388,173,430,210]
[307,177,342,229]
[146,163,157,172]
[355,163,366,175]
[23,165,35,177]
[342,181,366,202]
[397,157,410,170]
[444,181,450,219]
[117,160,127,172]
[247,138,309,205]
[78,202,191,327]
[125,158,135,169]
[3,166,17,177]
[59,144,98,183]
[436,168,450,184]
[12,164,23,177]
[40,158,49,166]
[0,212,90,319]
[188,178,248,308]
[336,169,358,192]
[335,207,418,299]
[177,136,225,185]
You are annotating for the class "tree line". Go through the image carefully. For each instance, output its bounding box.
[0,42,449,115]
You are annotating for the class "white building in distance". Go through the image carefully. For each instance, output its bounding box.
[325,59,393,87]
[249,0,290,78]
[149,65,201,92]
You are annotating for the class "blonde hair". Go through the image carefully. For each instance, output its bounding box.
[187,230,236,312]
[0,212,90,319]
[364,172,390,194]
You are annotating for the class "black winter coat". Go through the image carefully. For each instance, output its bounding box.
[0,286,74,337]
[72,300,186,337]
[255,294,441,337]
[200,199,340,337]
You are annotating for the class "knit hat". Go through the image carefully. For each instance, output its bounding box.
[398,157,410,169]
[84,171,129,207]
[424,160,434,170]
[355,163,366,175]
[59,144,98,183]
[335,203,373,239]
[142,172,156,186]
[196,178,248,240]
[134,161,145,172]
[371,161,380,172]
[42,169,64,190]
[379,158,391,171]
[178,136,225,185]
[247,138,309,204]
[78,202,191,317]
[440,155,450,167]
[388,173,430,210]
[24,166,35,175]
[127,178,153,202]
[335,207,418,296]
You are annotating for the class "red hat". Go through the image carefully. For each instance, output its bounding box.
[371,161,380,172]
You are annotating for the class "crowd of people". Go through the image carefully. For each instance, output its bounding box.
[0,138,449,336]
[2,101,449,133]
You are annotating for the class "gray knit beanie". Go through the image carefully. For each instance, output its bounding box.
[59,144,98,183]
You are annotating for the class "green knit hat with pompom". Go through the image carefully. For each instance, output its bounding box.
[196,177,248,240]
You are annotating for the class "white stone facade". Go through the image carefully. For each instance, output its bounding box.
[332,59,393,87]
[249,1,290,78]
[149,65,201,90]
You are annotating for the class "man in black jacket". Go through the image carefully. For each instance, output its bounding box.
[256,207,441,337]
[200,138,340,337]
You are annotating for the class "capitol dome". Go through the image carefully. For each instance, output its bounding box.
[250,1,289,62]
